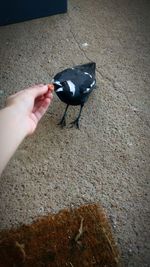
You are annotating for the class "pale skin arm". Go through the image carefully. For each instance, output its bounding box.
[0,84,54,176]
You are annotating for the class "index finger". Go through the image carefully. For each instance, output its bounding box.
[27,84,49,98]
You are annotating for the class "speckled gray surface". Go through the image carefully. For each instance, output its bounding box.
[0,0,150,266]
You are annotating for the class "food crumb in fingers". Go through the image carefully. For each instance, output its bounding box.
[48,84,54,92]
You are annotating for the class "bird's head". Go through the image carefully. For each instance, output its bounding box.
[53,81,65,93]
[53,80,75,97]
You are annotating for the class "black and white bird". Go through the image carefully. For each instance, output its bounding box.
[52,62,96,128]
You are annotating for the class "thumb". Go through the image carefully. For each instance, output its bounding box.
[29,84,49,98]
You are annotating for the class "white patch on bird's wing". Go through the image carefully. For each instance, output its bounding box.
[90,80,96,87]
[51,79,55,83]
[84,72,92,78]
[56,87,63,93]
[66,80,75,96]
[83,88,90,94]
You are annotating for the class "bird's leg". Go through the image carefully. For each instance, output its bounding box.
[70,105,84,129]
[58,105,69,127]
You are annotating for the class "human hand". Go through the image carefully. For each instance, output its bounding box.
[6,84,54,135]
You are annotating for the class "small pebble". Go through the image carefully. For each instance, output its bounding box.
[81,42,89,48]
[128,248,132,254]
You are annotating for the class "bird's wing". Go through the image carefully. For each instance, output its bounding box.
[53,68,74,82]
[76,71,96,95]
[53,67,96,95]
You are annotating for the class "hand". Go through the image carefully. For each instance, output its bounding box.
[6,84,54,135]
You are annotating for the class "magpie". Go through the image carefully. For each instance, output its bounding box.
[52,62,96,128]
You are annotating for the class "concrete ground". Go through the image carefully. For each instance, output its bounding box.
[0,0,150,266]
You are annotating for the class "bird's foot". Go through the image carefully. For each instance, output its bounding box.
[70,118,80,129]
[58,117,66,128]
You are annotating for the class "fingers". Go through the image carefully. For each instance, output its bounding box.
[34,98,51,122]
[30,84,54,97]
[33,92,53,115]
[26,84,49,98]
[7,84,54,104]
[6,84,53,126]
[26,84,54,106]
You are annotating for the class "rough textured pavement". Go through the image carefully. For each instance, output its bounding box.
[0,0,150,266]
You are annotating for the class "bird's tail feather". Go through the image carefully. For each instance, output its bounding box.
[74,62,96,76]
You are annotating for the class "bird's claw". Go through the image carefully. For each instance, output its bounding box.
[58,118,66,128]
[70,119,80,129]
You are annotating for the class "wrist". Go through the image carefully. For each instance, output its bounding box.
[0,105,30,175]
[5,105,29,138]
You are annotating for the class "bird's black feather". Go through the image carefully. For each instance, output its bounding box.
[52,62,96,128]
[73,62,96,78]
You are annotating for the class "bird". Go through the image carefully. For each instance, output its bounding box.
[52,62,96,128]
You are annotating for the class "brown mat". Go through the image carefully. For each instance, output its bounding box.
[0,204,120,267]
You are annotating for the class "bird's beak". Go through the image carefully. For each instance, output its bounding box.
[54,84,59,91]
[52,81,63,92]
[52,84,57,91]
